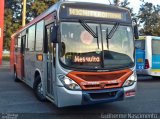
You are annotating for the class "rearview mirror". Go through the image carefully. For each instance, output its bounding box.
[132,19,139,39]
[50,25,58,43]
[134,25,139,39]
[61,42,66,57]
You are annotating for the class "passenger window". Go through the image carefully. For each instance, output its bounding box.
[17,34,21,48]
[28,25,36,51]
[14,37,18,52]
[36,20,44,51]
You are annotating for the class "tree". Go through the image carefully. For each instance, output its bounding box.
[4,0,22,50]
[28,0,57,21]
[120,0,136,17]
[138,2,160,35]
[4,0,57,50]
[113,0,120,6]
[113,0,135,17]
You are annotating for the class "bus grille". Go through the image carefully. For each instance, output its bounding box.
[67,69,133,90]
[76,73,126,81]
[84,83,119,89]
[89,91,117,99]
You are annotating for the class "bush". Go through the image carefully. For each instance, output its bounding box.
[3,55,10,61]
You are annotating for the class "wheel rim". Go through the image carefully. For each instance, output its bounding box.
[37,82,43,95]
[14,71,17,78]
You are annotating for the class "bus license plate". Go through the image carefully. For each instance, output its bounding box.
[137,58,143,63]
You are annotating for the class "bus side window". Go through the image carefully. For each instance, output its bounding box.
[28,25,36,52]
[35,20,44,51]
[21,35,26,53]
[15,37,18,52]
[25,30,29,51]
[17,34,21,52]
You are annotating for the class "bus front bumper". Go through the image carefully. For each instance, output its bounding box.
[56,82,137,107]
[136,69,150,75]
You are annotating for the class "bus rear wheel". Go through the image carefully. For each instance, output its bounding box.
[34,76,46,102]
[14,68,20,82]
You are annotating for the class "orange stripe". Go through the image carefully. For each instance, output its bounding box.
[67,69,133,90]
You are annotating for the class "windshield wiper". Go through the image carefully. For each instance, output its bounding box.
[79,19,99,49]
[106,23,119,49]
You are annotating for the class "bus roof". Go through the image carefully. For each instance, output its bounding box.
[137,36,160,40]
[12,1,131,37]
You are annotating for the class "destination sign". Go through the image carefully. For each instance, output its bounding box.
[59,3,131,23]
[69,8,123,20]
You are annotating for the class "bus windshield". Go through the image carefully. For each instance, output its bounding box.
[135,40,145,50]
[60,22,134,70]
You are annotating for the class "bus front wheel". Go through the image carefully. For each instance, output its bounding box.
[34,76,46,102]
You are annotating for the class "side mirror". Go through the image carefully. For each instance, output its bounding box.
[61,42,66,57]
[50,25,58,43]
[132,19,139,39]
[134,25,139,39]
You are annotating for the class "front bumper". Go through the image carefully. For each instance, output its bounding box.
[136,69,150,75]
[56,82,137,107]
[82,88,124,105]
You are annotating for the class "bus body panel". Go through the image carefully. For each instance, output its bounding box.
[23,52,44,87]
[56,81,137,107]
[136,36,160,77]
[10,37,15,70]
[55,48,137,107]
[136,49,145,70]
[16,54,24,79]
[151,37,160,76]
[152,55,160,69]
[135,36,147,74]
[55,65,137,107]
[10,1,136,107]
[14,41,24,80]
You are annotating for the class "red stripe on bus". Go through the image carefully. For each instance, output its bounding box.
[67,69,133,90]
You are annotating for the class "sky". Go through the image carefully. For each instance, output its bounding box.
[67,0,160,14]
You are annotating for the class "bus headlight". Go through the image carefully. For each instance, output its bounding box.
[59,75,81,90]
[123,72,137,87]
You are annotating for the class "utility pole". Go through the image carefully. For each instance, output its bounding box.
[22,0,26,26]
[0,0,4,65]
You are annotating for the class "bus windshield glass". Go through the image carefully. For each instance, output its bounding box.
[60,22,134,70]
[152,40,160,55]
[135,40,145,50]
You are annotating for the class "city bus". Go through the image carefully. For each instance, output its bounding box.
[135,36,160,77]
[135,36,146,73]
[10,0,139,107]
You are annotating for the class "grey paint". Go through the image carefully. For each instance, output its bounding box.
[56,86,82,107]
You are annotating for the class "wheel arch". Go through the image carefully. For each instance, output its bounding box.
[33,69,43,88]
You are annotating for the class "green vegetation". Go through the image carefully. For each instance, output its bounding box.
[3,0,160,50]
[138,2,160,35]
[2,55,10,61]
[4,0,57,50]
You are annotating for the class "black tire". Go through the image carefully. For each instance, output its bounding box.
[34,76,46,102]
[14,68,20,82]
[152,76,159,80]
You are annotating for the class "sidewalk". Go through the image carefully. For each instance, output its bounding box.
[0,61,10,70]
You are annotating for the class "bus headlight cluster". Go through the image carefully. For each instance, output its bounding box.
[59,75,81,91]
[123,72,137,87]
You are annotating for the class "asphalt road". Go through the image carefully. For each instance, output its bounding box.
[0,67,160,119]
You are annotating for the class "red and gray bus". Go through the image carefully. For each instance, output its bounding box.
[10,1,138,107]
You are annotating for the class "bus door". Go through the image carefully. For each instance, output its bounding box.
[45,24,56,98]
[152,39,160,70]
[15,34,26,79]
[135,40,145,70]
[21,35,26,79]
